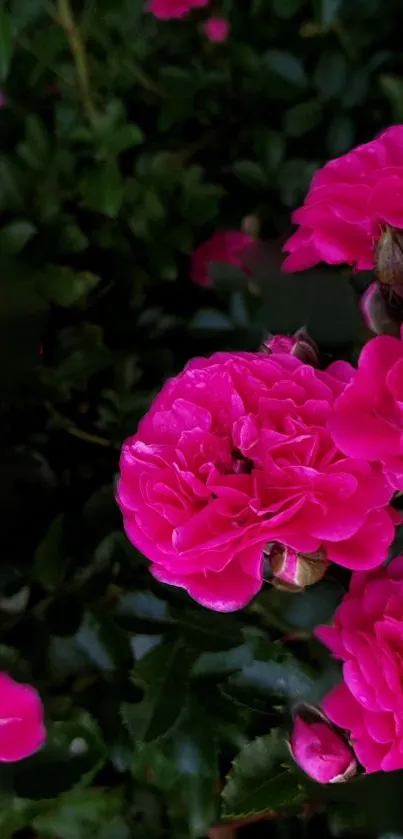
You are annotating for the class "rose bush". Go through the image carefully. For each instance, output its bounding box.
[4,0,403,835]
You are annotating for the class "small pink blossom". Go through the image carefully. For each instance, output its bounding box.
[191,231,255,288]
[117,351,395,612]
[282,125,403,273]
[317,557,403,773]
[290,714,356,784]
[0,673,45,762]
[147,0,209,19]
[329,329,403,490]
[203,17,230,43]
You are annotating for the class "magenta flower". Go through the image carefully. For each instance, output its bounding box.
[0,673,45,762]
[117,352,395,612]
[290,714,356,784]
[317,557,403,773]
[147,0,209,19]
[329,330,403,490]
[203,16,230,42]
[191,230,255,287]
[282,125,403,273]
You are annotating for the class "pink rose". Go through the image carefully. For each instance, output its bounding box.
[329,331,403,490]
[316,557,403,773]
[282,125,403,273]
[147,0,209,19]
[0,673,46,762]
[203,16,230,42]
[191,231,255,288]
[117,352,395,612]
[290,714,356,784]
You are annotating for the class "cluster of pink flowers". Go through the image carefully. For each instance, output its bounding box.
[118,124,403,779]
[146,0,230,42]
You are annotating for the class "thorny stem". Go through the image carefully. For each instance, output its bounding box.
[56,0,98,124]
[44,401,119,449]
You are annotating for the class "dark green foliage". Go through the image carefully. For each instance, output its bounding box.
[1,0,402,835]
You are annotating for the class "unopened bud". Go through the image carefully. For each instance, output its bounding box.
[241,214,260,238]
[261,329,319,367]
[361,282,400,337]
[376,225,403,299]
[265,543,328,592]
[289,706,357,785]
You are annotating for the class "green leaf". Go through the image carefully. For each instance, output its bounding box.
[17,115,49,169]
[39,266,100,307]
[314,51,349,100]
[98,123,144,155]
[14,711,106,800]
[190,309,233,332]
[168,700,219,837]
[0,220,36,254]
[264,577,344,631]
[122,639,192,745]
[284,101,322,137]
[264,50,307,88]
[172,606,243,651]
[80,161,124,218]
[34,515,67,592]
[191,645,252,679]
[221,731,304,819]
[273,0,302,18]
[230,659,315,704]
[116,591,173,624]
[327,116,355,156]
[76,612,132,673]
[380,75,403,123]
[131,742,180,790]
[232,160,265,189]
[312,0,341,25]
[0,796,43,838]
[32,789,125,839]
[0,10,13,81]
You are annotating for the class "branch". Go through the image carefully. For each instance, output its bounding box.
[56,0,98,124]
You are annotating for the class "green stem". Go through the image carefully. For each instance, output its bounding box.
[56,0,98,124]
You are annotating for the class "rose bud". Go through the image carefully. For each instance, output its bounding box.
[376,225,403,299]
[265,543,328,592]
[290,712,357,785]
[361,282,401,337]
[261,329,319,366]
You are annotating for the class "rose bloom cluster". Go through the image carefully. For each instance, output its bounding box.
[118,124,403,779]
